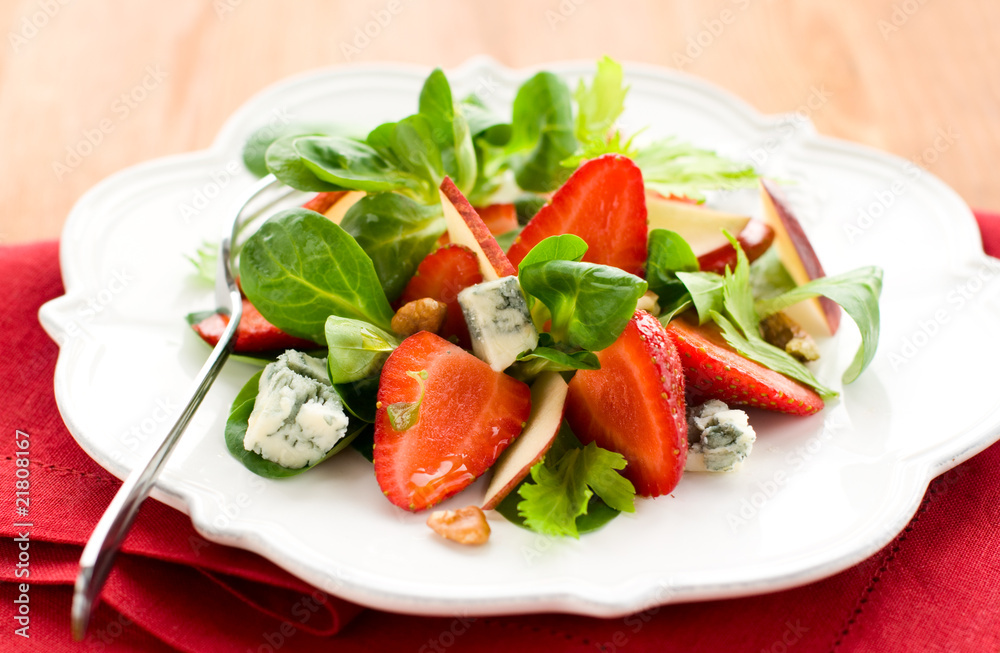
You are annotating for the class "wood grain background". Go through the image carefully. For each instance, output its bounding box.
[2,0,997,243]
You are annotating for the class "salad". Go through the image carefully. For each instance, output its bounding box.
[188,57,883,545]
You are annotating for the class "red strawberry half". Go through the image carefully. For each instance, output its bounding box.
[507,154,648,277]
[374,331,531,511]
[190,298,318,353]
[565,310,688,497]
[397,244,483,349]
[302,191,348,214]
[664,319,824,416]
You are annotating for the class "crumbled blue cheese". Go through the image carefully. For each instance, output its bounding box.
[685,399,756,473]
[244,350,350,469]
[458,277,538,372]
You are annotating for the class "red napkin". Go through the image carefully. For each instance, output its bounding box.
[2,213,1000,652]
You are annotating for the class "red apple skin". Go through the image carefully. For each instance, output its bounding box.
[761,180,841,334]
[697,219,775,274]
[440,177,517,278]
[480,437,555,511]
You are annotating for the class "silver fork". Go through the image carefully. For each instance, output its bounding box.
[71,173,294,640]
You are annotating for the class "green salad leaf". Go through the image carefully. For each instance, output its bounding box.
[419,68,478,194]
[324,316,400,385]
[239,208,395,342]
[519,260,647,352]
[675,270,724,324]
[516,428,635,538]
[757,267,883,383]
[505,71,579,192]
[574,55,628,146]
[333,374,380,423]
[265,135,348,192]
[646,229,699,307]
[516,234,588,273]
[184,240,217,286]
[634,137,759,199]
[224,371,367,479]
[340,192,446,302]
[243,121,344,177]
[711,237,837,399]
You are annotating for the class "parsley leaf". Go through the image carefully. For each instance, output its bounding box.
[517,438,635,539]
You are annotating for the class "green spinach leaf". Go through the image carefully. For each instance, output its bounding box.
[239,208,395,342]
[340,193,446,302]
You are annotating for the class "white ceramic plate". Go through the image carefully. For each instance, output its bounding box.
[39,58,1000,618]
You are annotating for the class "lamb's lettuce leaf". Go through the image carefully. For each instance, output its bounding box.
[646,229,699,307]
[505,72,578,192]
[324,316,399,385]
[519,260,647,352]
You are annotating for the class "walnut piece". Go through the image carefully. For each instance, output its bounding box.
[391,297,448,337]
[759,311,820,362]
[426,506,491,546]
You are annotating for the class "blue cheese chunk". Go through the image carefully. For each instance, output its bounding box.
[244,350,350,469]
[685,399,756,473]
[458,277,539,372]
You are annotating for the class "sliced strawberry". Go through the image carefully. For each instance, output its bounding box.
[302,191,348,214]
[565,310,688,497]
[507,154,648,276]
[438,203,519,246]
[397,244,483,349]
[664,319,824,416]
[476,203,519,236]
[190,298,318,353]
[374,331,531,511]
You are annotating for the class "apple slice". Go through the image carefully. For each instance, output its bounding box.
[481,372,568,510]
[697,219,775,274]
[646,192,751,257]
[759,180,840,337]
[439,177,517,281]
[323,190,365,225]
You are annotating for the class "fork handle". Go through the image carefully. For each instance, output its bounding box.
[71,238,243,641]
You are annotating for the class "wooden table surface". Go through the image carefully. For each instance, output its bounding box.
[2,0,997,244]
